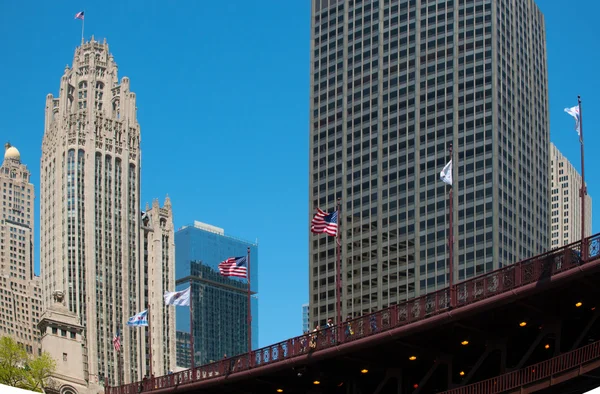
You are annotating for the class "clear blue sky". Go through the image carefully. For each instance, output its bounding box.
[0,0,598,350]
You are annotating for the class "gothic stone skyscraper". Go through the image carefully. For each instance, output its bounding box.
[309,0,550,327]
[41,38,174,386]
[0,144,42,355]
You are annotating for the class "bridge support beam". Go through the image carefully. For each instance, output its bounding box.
[367,368,403,394]
[461,339,505,385]
[571,309,599,351]
[513,322,561,370]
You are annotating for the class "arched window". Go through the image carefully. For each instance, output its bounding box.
[61,385,78,394]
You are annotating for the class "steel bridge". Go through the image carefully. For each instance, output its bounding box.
[107,234,600,394]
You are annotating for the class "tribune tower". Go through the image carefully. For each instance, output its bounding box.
[41,37,152,386]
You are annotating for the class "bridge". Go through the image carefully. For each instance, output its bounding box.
[107,234,600,394]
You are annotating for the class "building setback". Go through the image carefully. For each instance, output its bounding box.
[0,144,42,355]
[40,37,175,388]
[175,221,258,367]
[141,198,176,376]
[309,0,550,327]
[550,143,592,248]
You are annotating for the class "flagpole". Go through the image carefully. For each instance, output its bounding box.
[147,304,153,379]
[336,198,342,340]
[448,143,455,308]
[189,279,195,370]
[247,247,252,353]
[81,12,85,43]
[578,96,587,260]
[117,329,122,387]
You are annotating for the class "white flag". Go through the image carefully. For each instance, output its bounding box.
[440,160,452,186]
[164,287,191,306]
[126,310,148,327]
[564,105,581,136]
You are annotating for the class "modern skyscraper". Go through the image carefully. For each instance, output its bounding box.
[141,198,176,376]
[550,143,592,248]
[309,0,550,327]
[175,221,258,367]
[40,37,174,387]
[302,303,310,333]
[0,144,42,355]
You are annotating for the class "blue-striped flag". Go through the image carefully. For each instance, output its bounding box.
[127,310,148,327]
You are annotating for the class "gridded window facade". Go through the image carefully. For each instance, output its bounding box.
[39,38,176,386]
[175,224,259,368]
[0,145,42,356]
[309,0,549,328]
[549,143,592,247]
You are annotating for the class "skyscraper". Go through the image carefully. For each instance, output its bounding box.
[0,144,42,355]
[175,221,258,367]
[141,198,176,376]
[40,37,174,386]
[302,303,310,333]
[309,0,550,327]
[550,143,592,248]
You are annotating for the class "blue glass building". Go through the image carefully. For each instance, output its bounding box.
[175,221,258,367]
[302,303,310,333]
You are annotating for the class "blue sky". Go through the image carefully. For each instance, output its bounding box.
[0,0,598,350]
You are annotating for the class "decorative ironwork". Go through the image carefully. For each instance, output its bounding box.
[106,233,600,394]
[441,339,600,394]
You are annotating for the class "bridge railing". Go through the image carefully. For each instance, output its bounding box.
[106,233,600,394]
[441,338,600,394]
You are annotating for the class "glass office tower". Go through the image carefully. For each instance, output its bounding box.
[309,0,550,327]
[175,221,258,367]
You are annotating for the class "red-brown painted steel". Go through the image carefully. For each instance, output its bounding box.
[440,339,600,394]
[106,233,600,394]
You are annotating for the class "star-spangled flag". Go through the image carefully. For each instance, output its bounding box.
[164,287,191,306]
[440,160,453,186]
[113,328,121,352]
[311,208,338,237]
[218,256,248,278]
[564,105,581,137]
[126,310,148,327]
[75,11,85,20]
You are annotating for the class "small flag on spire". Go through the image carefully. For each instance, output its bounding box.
[440,160,453,186]
[75,11,85,20]
[564,105,581,136]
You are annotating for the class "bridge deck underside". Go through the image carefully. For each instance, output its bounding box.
[185,266,600,394]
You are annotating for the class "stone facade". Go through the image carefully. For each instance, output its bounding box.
[550,143,592,247]
[40,37,174,388]
[0,143,42,355]
[141,198,176,376]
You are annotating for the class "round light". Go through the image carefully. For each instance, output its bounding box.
[409,356,417,361]
[544,344,550,349]
[592,307,596,311]
[413,383,419,389]
[576,302,583,308]
[461,340,469,346]
[360,369,369,374]
[519,321,527,327]
[313,381,320,385]
[459,371,465,376]
[277,390,283,393]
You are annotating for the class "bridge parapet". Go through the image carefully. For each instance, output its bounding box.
[106,233,600,394]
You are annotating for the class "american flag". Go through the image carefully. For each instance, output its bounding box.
[113,328,121,352]
[311,208,338,236]
[218,256,248,278]
[74,11,84,20]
